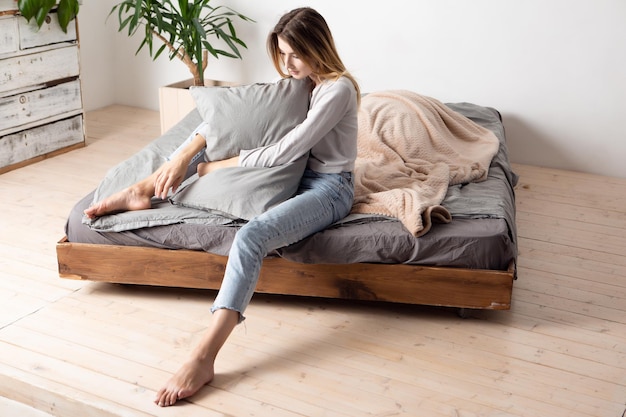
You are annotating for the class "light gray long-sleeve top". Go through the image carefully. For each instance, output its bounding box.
[238,76,358,174]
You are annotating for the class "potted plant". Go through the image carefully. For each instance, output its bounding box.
[110,0,254,88]
[110,0,254,131]
[19,0,252,87]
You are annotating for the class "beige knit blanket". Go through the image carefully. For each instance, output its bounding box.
[351,90,500,237]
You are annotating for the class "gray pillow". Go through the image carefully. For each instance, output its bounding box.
[170,155,308,220]
[85,78,311,231]
[190,77,312,160]
[170,77,311,220]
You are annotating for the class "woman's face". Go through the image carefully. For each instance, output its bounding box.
[278,36,316,83]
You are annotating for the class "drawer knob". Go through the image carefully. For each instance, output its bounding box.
[19,96,27,104]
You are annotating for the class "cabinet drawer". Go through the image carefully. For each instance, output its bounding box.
[0,79,82,135]
[0,46,79,95]
[0,114,84,169]
[0,1,17,13]
[19,12,77,49]
[0,16,18,55]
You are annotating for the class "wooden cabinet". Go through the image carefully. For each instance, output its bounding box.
[0,3,84,174]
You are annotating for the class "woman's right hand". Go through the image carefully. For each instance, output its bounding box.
[153,156,189,200]
[153,132,209,199]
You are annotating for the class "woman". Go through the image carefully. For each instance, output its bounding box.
[86,7,359,407]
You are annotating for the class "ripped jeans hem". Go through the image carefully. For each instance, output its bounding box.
[211,304,246,324]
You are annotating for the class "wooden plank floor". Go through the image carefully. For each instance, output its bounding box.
[1,105,625,417]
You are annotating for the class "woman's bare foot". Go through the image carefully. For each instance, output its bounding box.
[154,357,215,407]
[154,309,239,407]
[84,186,152,219]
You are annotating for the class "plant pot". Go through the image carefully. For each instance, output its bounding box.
[158,78,236,134]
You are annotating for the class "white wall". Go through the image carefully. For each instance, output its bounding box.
[77,0,116,110]
[78,0,626,178]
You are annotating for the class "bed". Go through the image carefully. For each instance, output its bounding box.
[57,78,518,312]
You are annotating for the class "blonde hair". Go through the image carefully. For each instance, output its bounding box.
[267,7,360,103]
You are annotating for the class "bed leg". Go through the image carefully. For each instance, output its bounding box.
[456,308,473,319]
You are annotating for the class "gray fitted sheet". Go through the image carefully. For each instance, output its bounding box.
[65,102,518,271]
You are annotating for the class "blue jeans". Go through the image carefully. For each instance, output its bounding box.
[211,169,355,322]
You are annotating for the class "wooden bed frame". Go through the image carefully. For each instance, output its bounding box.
[56,237,515,311]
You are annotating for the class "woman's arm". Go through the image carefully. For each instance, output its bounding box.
[239,79,354,168]
[197,155,240,177]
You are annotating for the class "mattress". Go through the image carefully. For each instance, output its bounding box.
[65,102,518,271]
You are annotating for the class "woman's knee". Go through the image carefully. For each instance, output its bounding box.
[231,220,275,257]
